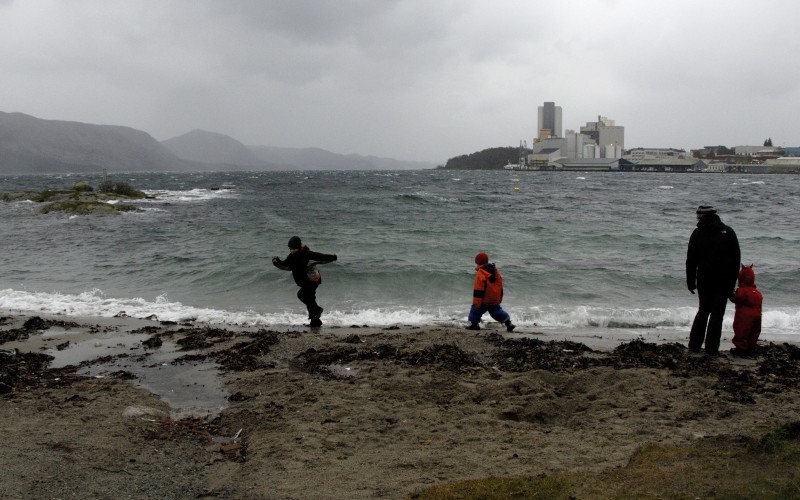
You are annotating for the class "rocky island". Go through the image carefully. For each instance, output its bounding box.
[1,180,148,215]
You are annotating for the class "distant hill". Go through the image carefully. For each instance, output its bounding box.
[161,130,436,170]
[0,111,199,174]
[247,145,435,170]
[0,110,435,174]
[441,147,526,170]
[161,129,270,168]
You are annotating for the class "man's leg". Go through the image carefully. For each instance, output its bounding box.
[688,293,712,352]
[704,293,729,355]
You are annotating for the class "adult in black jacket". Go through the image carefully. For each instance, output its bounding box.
[273,236,337,327]
[686,206,740,355]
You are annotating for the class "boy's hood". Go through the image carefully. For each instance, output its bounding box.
[479,263,498,282]
[738,265,755,286]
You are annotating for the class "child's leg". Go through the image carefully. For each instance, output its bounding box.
[468,304,487,324]
[731,312,749,350]
[487,304,510,323]
[747,316,762,351]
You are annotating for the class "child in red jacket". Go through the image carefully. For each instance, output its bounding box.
[466,252,516,332]
[729,264,763,356]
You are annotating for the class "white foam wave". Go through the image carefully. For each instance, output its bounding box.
[658,185,674,189]
[510,304,800,337]
[142,188,237,203]
[1,289,798,336]
[0,289,442,327]
[513,305,695,330]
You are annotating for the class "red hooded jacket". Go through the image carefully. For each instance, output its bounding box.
[729,265,762,311]
[729,265,763,350]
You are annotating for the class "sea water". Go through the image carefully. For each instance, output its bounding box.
[1,170,798,340]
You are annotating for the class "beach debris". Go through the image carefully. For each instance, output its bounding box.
[139,416,248,462]
[490,337,596,372]
[172,329,279,372]
[132,325,161,334]
[142,335,163,349]
[319,364,357,380]
[227,391,252,402]
[0,327,31,344]
[122,405,168,419]
[0,349,75,394]
[23,317,49,331]
[109,370,136,380]
[1,317,81,343]
[175,327,233,350]
[295,342,481,374]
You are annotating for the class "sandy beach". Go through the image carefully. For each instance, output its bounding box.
[2,313,799,499]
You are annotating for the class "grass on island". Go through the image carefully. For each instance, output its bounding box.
[39,199,139,215]
[411,421,800,499]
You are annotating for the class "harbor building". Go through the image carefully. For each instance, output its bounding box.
[580,116,624,158]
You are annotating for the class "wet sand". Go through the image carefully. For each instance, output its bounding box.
[2,313,799,499]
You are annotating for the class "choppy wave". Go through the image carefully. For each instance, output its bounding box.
[395,191,459,203]
[3,170,799,341]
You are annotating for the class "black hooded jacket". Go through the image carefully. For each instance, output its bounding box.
[273,246,337,287]
[686,214,740,294]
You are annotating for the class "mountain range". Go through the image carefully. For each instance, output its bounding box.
[0,111,435,174]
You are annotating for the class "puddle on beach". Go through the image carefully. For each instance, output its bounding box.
[46,333,229,419]
[325,363,358,379]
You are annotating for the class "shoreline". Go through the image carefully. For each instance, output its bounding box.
[3,312,800,498]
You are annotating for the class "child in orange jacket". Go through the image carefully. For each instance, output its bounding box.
[466,252,515,332]
[729,264,763,356]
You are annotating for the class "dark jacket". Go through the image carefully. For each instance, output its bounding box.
[273,246,337,287]
[686,214,740,294]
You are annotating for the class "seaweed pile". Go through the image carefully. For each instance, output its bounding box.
[0,350,76,394]
[296,342,481,375]
[0,316,80,344]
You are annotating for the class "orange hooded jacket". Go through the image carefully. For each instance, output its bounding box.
[473,263,504,307]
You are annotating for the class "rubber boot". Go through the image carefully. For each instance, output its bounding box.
[504,319,516,332]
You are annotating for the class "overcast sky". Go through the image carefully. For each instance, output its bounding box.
[2,1,799,163]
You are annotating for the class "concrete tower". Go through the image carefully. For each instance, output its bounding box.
[538,102,563,139]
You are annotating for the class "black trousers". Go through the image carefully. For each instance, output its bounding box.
[688,290,729,355]
[297,283,321,318]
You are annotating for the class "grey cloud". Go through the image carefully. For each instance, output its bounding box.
[2,0,800,162]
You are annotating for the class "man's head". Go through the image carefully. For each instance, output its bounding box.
[288,236,302,253]
[696,205,716,221]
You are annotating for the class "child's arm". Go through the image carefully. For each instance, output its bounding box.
[472,273,485,307]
